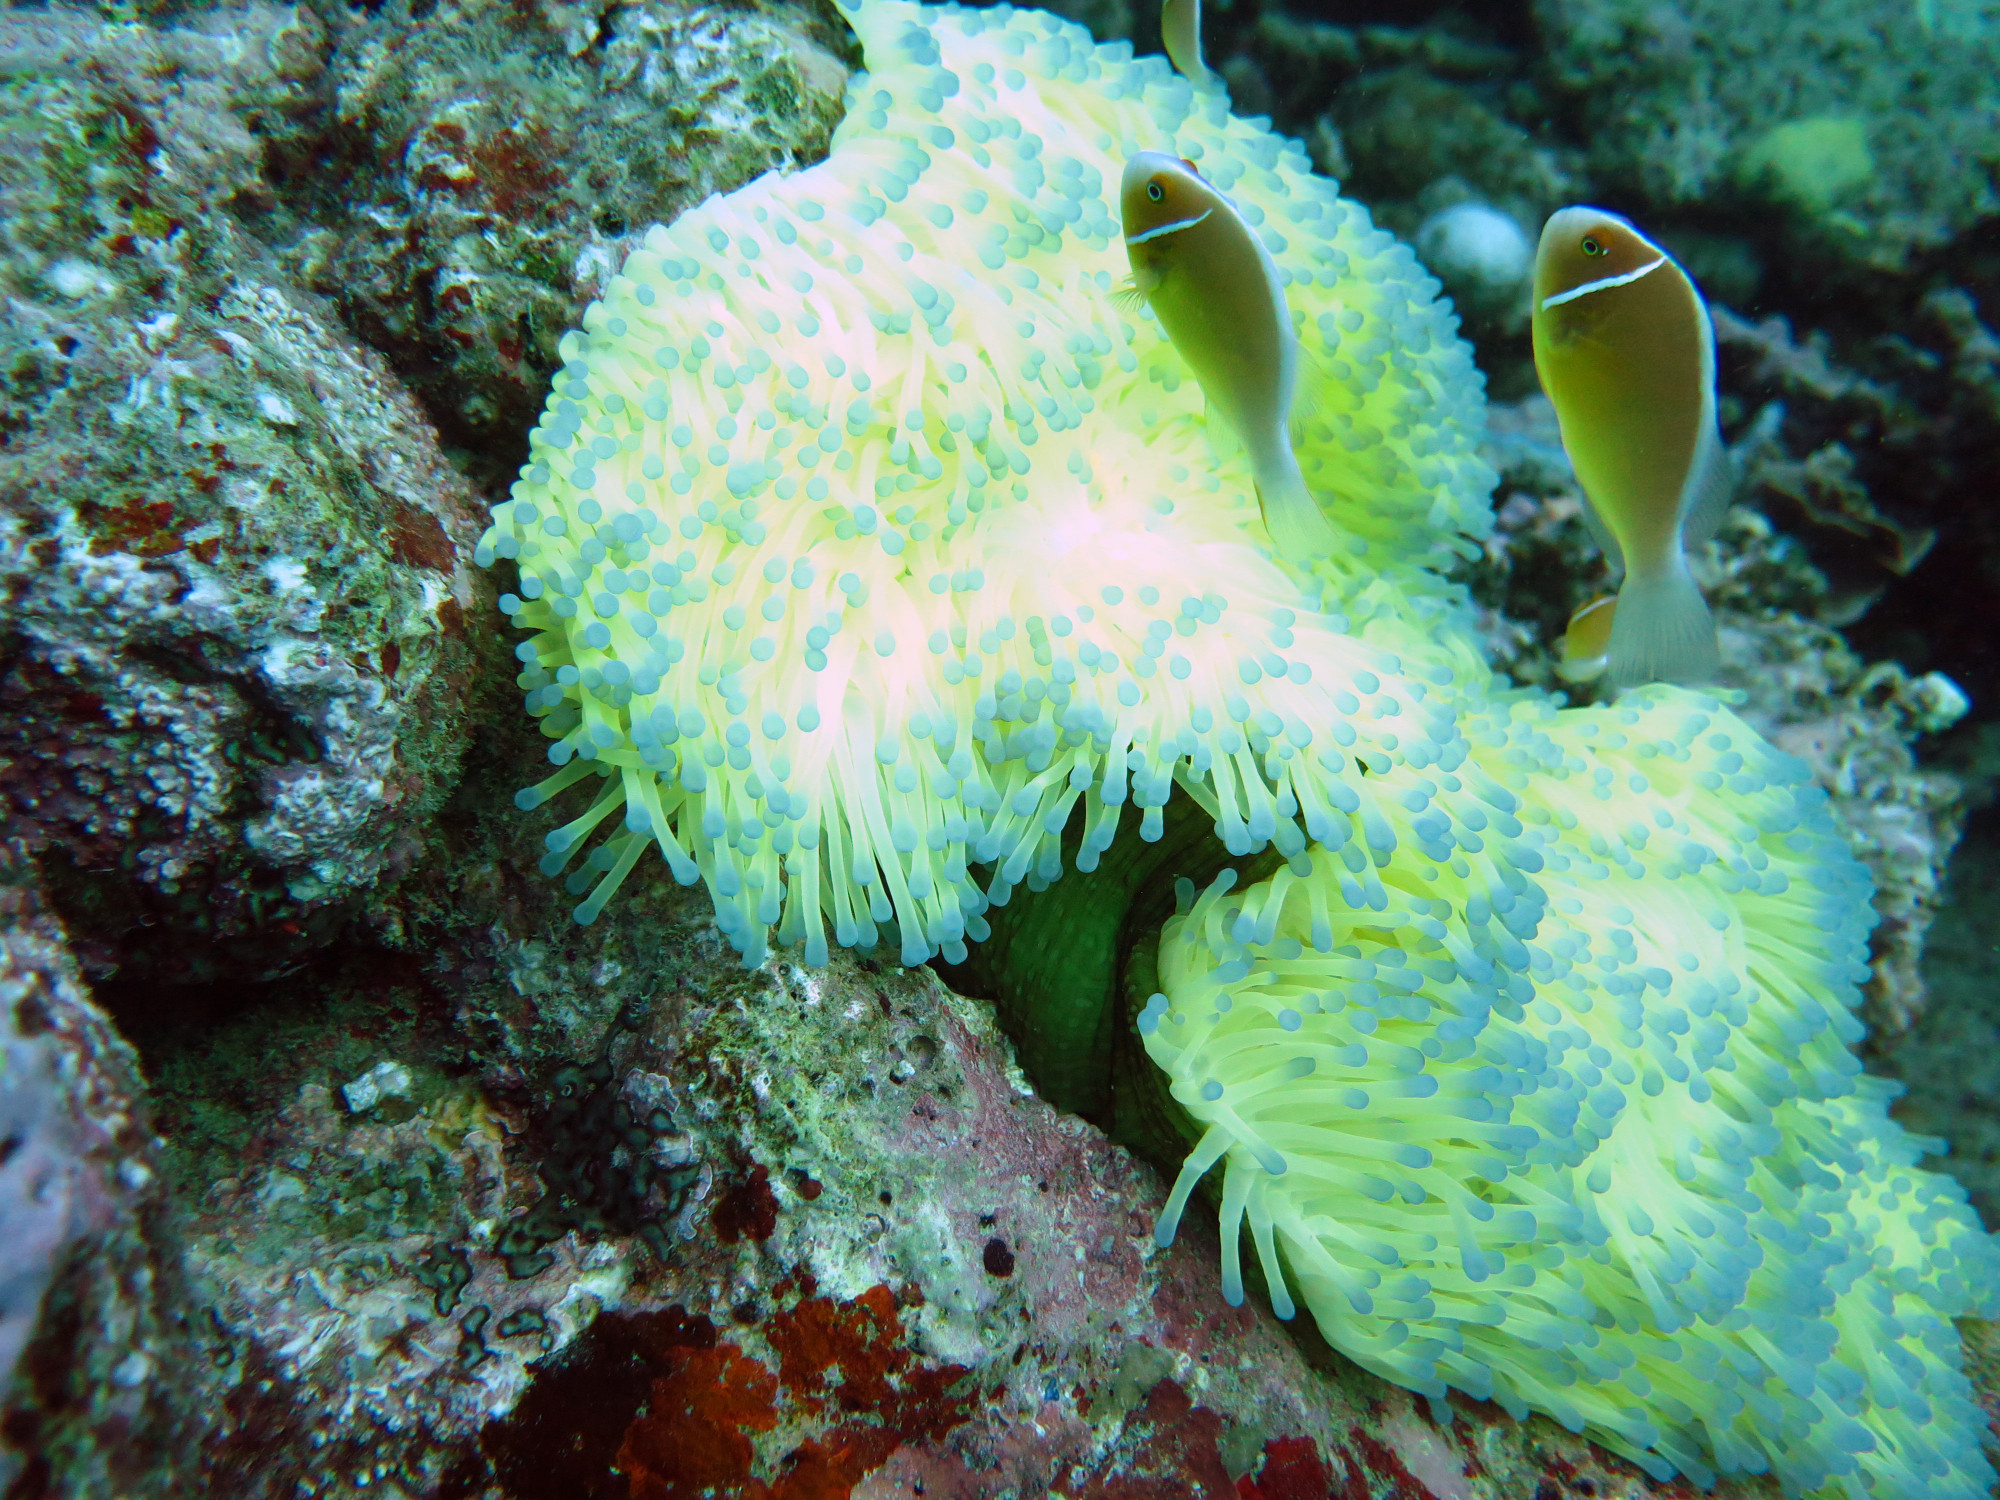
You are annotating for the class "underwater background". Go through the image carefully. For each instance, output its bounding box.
[3,0,2000,1493]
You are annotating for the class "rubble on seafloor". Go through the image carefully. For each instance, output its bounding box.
[2,0,1998,1493]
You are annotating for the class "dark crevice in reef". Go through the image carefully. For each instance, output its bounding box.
[30,843,360,992]
[93,942,473,1204]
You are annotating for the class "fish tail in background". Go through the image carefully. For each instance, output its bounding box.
[1161,0,1217,89]
[1255,448,1336,559]
[1608,551,1719,686]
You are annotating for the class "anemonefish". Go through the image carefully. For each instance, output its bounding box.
[1531,206,1731,687]
[1119,152,1336,559]
[1161,0,1216,89]
[1556,594,1617,683]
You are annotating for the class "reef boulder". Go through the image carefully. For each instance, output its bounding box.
[0,5,493,981]
[0,843,197,1497]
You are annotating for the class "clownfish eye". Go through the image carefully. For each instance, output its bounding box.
[1146,180,1166,202]
[1581,235,1607,256]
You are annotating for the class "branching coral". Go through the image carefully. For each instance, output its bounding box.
[475,2,2000,1493]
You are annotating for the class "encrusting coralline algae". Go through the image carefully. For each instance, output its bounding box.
[476,0,2000,1494]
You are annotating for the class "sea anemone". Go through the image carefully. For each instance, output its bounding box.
[1138,685,1999,1495]
[473,0,1491,974]
[474,2,2000,1493]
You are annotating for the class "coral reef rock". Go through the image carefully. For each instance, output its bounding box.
[1885,828,2000,1229]
[1535,0,2000,270]
[0,4,495,983]
[0,845,198,1497]
[272,0,855,481]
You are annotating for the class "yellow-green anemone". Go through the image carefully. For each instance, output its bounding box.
[475,0,1492,968]
[1142,687,1997,1495]
[475,2,2000,1495]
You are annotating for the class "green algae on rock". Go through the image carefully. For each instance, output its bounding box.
[1737,115,1876,217]
[476,0,2000,1493]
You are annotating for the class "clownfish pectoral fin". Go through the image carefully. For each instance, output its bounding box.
[1112,269,1160,313]
[1557,652,1610,685]
[1608,556,1718,688]
[1289,345,1329,436]
[1204,396,1245,463]
[1575,490,1625,574]
[1682,422,1735,547]
[1557,594,1616,684]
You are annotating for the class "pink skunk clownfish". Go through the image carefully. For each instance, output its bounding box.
[1532,207,1732,687]
[1118,152,1338,561]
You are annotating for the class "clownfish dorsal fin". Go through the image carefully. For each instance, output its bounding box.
[1681,288,1733,547]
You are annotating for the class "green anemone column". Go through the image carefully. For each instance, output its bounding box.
[940,794,1277,1128]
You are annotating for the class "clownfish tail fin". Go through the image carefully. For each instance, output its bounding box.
[1609,552,1718,687]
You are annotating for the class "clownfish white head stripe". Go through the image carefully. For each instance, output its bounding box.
[1126,208,1212,246]
[1531,207,1731,688]
[1539,255,1668,311]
